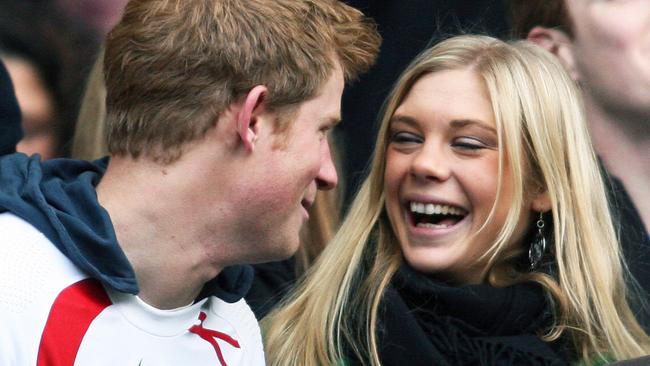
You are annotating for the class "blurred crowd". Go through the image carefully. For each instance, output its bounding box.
[0,0,127,159]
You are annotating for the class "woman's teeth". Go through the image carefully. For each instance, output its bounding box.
[409,201,467,229]
[416,222,451,229]
[409,202,465,215]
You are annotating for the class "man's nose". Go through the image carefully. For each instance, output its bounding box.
[316,140,338,190]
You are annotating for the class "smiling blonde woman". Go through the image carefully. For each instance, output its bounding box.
[263,35,650,365]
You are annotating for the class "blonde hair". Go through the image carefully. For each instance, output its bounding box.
[72,49,106,161]
[264,35,650,365]
[104,0,380,163]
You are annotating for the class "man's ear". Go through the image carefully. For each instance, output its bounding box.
[236,85,268,152]
[528,26,581,81]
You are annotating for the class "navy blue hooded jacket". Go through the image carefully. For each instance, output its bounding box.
[0,153,253,303]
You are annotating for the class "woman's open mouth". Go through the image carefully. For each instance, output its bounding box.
[407,201,468,230]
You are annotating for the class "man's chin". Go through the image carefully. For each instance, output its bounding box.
[250,238,301,265]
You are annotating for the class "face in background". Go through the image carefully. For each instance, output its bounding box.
[3,57,58,160]
[231,64,342,263]
[56,0,129,36]
[383,69,534,285]
[566,0,650,122]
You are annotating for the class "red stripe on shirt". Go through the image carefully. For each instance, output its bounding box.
[37,278,112,366]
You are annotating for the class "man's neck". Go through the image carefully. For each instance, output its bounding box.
[586,100,650,232]
[96,158,224,310]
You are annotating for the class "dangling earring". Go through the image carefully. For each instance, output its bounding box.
[529,212,547,270]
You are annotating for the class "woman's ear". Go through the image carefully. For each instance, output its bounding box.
[531,189,552,213]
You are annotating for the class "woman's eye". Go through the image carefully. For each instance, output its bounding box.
[390,131,422,144]
[452,137,487,150]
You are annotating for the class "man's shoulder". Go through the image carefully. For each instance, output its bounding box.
[0,212,89,311]
[0,212,92,364]
[0,212,88,288]
[1,209,77,252]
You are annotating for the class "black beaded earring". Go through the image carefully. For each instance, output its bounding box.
[529,212,547,270]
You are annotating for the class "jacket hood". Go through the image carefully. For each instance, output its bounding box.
[0,153,252,303]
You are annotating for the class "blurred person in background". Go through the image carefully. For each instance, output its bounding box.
[55,0,130,37]
[510,0,650,331]
[510,0,650,234]
[0,59,22,155]
[0,1,98,159]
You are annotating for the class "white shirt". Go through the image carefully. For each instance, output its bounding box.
[0,213,266,365]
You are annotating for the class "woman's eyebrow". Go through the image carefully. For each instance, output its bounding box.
[389,114,418,128]
[449,119,496,134]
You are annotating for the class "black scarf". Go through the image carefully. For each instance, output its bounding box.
[374,264,570,366]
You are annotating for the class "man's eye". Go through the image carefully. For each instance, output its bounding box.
[389,131,422,144]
